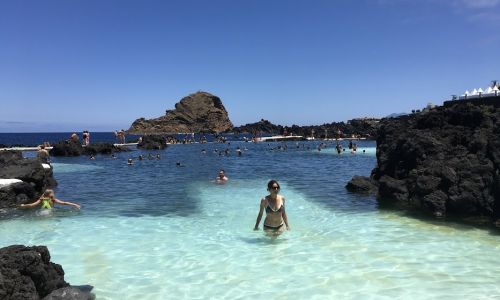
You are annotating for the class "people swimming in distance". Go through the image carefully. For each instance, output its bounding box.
[254,180,290,233]
[201,149,206,154]
[156,154,161,160]
[236,147,242,156]
[128,158,133,165]
[176,161,185,167]
[138,155,144,160]
[111,154,117,159]
[216,169,228,182]
[335,143,342,154]
[90,154,96,160]
[20,189,80,210]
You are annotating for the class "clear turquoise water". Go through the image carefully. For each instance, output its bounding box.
[2,141,500,299]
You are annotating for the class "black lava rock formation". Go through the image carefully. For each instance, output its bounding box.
[346,102,500,223]
[0,245,94,300]
[137,135,168,150]
[0,151,57,209]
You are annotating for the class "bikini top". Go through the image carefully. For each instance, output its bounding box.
[41,198,53,209]
[265,199,284,214]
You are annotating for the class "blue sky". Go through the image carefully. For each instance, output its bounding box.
[0,0,499,132]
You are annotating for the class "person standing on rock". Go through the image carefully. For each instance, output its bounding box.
[119,129,125,144]
[20,189,80,210]
[37,145,50,164]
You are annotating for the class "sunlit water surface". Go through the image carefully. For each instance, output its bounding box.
[1,141,500,299]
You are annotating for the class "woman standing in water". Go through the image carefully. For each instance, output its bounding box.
[20,189,80,209]
[254,180,290,233]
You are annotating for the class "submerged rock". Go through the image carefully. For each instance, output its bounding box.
[345,176,378,194]
[347,102,500,223]
[128,91,233,134]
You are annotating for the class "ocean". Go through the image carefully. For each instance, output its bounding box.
[1,135,499,299]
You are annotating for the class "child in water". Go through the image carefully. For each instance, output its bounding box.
[20,189,80,209]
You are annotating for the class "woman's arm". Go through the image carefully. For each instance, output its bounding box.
[282,197,290,230]
[53,198,81,209]
[19,199,41,208]
[254,198,266,230]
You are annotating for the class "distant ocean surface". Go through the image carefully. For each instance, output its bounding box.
[1,134,500,299]
[0,132,248,146]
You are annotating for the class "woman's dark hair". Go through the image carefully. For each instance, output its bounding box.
[267,179,280,190]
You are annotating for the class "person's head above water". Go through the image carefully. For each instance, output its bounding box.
[267,180,280,193]
[218,169,228,180]
[43,189,55,199]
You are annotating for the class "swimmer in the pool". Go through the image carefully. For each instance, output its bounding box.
[19,189,80,210]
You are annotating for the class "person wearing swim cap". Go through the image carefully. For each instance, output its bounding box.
[20,189,80,209]
[254,180,290,233]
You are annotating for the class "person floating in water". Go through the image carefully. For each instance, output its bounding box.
[216,169,228,182]
[20,189,80,209]
[128,158,133,165]
[254,180,290,233]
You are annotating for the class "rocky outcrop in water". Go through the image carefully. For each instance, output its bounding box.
[50,141,129,157]
[83,143,130,155]
[137,135,167,150]
[50,140,83,157]
[232,118,379,139]
[0,245,94,300]
[0,151,57,208]
[346,102,500,222]
[128,91,233,134]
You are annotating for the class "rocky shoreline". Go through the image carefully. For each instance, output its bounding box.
[0,245,94,300]
[0,151,57,209]
[346,102,500,225]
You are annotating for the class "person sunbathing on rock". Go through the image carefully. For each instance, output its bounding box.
[20,189,80,210]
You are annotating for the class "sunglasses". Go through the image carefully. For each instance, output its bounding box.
[270,186,280,190]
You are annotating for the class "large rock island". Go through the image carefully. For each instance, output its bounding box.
[128,91,233,134]
[347,102,500,224]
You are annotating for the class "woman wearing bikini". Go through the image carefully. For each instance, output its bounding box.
[20,189,80,210]
[254,180,290,233]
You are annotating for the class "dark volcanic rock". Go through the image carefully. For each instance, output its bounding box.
[0,182,38,207]
[0,245,69,300]
[0,151,57,208]
[345,176,378,194]
[137,135,167,150]
[232,118,380,139]
[348,102,500,222]
[50,140,83,157]
[128,91,233,134]
[83,143,129,155]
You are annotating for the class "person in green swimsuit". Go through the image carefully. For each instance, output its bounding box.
[20,189,80,209]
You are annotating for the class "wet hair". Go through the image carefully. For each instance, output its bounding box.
[267,179,280,190]
[43,189,54,198]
